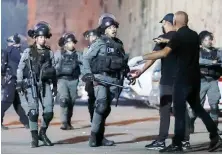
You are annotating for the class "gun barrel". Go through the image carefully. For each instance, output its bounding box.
[95,78,127,89]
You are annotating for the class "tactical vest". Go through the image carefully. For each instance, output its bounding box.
[91,36,126,74]
[200,47,222,79]
[26,45,55,81]
[57,51,80,78]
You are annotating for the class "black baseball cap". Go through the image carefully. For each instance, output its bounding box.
[160,13,174,24]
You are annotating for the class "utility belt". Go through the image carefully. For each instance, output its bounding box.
[57,75,79,80]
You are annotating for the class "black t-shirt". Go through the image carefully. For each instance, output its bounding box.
[153,31,177,86]
[167,26,200,85]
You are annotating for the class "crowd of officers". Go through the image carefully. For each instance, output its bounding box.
[1,12,222,153]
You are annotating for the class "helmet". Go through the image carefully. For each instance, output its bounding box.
[7,33,21,44]
[58,33,77,47]
[83,29,99,39]
[98,13,119,29]
[99,17,119,30]
[199,30,213,45]
[28,21,52,38]
[98,13,117,25]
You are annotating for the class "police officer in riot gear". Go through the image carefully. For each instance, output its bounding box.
[54,33,82,130]
[1,34,29,130]
[190,31,222,135]
[17,22,57,148]
[83,15,129,147]
[83,29,99,123]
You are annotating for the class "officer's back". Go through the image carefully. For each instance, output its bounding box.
[2,34,22,77]
[169,26,200,84]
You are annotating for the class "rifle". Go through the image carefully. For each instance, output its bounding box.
[82,73,127,89]
[115,54,133,107]
[27,55,39,101]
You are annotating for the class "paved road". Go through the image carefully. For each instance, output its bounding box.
[1,102,222,154]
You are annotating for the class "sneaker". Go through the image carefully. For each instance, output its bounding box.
[159,144,183,153]
[145,140,166,150]
[182,141,191,150]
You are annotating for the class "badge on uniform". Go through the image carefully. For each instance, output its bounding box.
[107,47,115,53]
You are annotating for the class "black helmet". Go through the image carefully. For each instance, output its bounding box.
[83,29,99,39]
[199,30,213,45]
[28,21,52,38]
[58,33,77,47]
[99,17,119,30]
[6,33,21,44]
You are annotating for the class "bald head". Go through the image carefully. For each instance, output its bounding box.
[174,11,189,28]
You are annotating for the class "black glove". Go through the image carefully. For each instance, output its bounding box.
[82,73,95,82]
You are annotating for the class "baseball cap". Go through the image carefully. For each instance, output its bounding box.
[160,13,174,24]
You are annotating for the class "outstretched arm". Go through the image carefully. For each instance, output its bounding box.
[142,47,172,60]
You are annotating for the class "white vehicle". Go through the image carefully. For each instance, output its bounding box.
[122,59,222,113]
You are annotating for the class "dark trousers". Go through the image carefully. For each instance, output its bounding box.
[158,85,190,142]
[1,78,28,125]
[172,82,218,146]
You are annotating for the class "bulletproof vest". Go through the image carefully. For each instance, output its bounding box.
[26,45,55,81]
[57,50,80,77]
[200,47,222,79]
[91,36,127,74]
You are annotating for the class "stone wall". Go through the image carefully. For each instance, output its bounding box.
[27,0,104,51]
[105,0,222,57]
[27,0,222,57]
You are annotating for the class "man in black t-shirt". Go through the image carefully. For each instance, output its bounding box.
[129,11,221,153]
[130,13,191,151]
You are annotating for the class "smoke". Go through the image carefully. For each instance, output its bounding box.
[1,0,28,49]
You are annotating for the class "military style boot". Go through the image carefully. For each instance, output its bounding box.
[60,122,69,130]
[67,118,74,130]
[101,137,115,146]
[30,130,39,148]
[98,126,114,146]
[89,132,98,147]
[39,127,53,146]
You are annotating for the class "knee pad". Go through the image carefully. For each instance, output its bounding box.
[60,98,68,107]
[43,112,54,124]
[28,109,39,122]
[95,99,108,115]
